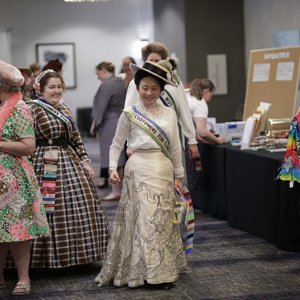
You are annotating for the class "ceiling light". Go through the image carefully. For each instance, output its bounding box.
[64,0,109,2]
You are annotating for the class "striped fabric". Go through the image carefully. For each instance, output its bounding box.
[174,187,195,255]
[28,102,109,268]
[182,187,195,254]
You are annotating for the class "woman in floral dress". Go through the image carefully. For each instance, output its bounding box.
[0,60,50,295]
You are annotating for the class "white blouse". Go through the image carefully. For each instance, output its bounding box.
[124,80,197,145]
[186,93,208,119]
[109,102,185,178]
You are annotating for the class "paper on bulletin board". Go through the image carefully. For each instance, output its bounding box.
[207,54,228,95]
[276,62,295,81]
[252,63,270,82]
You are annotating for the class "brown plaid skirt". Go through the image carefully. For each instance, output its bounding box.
[29,146,110,268]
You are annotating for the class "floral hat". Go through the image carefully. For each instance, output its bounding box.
[0,60,24,87]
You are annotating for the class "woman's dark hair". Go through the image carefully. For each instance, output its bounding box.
[42,59,62,73]
[120,56,136,73]
[190,78,215,100]
[168,58,177,70]
[134,69,165,91]
[122,56,136,65]
[39,71,65,93]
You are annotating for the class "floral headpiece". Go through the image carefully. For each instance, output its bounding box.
[33,69,55,95]
[0,60,24,87]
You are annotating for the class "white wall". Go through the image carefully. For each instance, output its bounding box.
[244,0,300,69]
[3,0,300,117]
[153,0,186,82]
[0,0,154,116]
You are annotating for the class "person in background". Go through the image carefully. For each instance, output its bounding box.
[118,56,136,91]
[124,42,199,161]
[95,59,186,289]
[0,60,50,295]
[185,78,227,193]
[19,67,34,102]
[90,61,126,199]
[27,70,109,268]
[42,59,63,75]
[186,78,227,144]
[29,62,41,79]
[28,63,42,99]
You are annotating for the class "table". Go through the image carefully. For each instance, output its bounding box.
[225,145,300,251]
[225,146,282,243]
[190,143,300,251]
[190,143,227,219]
[276,178,300,251]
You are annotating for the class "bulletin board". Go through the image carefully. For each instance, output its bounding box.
[243,46,300,120]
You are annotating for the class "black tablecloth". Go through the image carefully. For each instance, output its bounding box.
[225,145,300,251]
[276,180,300,251]
[190,143,300,251]
[226,146,283,243]
[190,143,227,219]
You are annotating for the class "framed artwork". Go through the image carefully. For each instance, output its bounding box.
[36,42,76,89]
[207,54,228,95]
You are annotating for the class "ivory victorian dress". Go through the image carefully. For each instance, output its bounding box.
[95,101,187,288]
[27,98,109,268]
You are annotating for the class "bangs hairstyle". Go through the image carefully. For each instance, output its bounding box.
[134,69,166,91]
[0,81,21,94]
[190,78,215,100]
[38,71,65,93]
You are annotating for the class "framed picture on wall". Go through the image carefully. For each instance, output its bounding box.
[36,42,76,89]
[207,54,228,95]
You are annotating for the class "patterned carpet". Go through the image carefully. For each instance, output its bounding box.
[1,138,300,299]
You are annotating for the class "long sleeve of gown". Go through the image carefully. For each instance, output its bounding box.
[165,82,197,145]
[61,104,90,162]
[124,79,139,108]
[168,110,185,178]
[109,112,130,170]
[92,82,111,126]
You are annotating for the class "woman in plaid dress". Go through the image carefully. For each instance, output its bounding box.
[28,70,109,268]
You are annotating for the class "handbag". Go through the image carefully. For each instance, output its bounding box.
[174,186,195,255]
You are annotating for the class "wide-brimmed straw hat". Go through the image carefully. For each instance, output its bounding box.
[130,60,178,87]
[0,60,24,87]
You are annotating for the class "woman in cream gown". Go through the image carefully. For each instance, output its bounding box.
[95,60,187,289]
